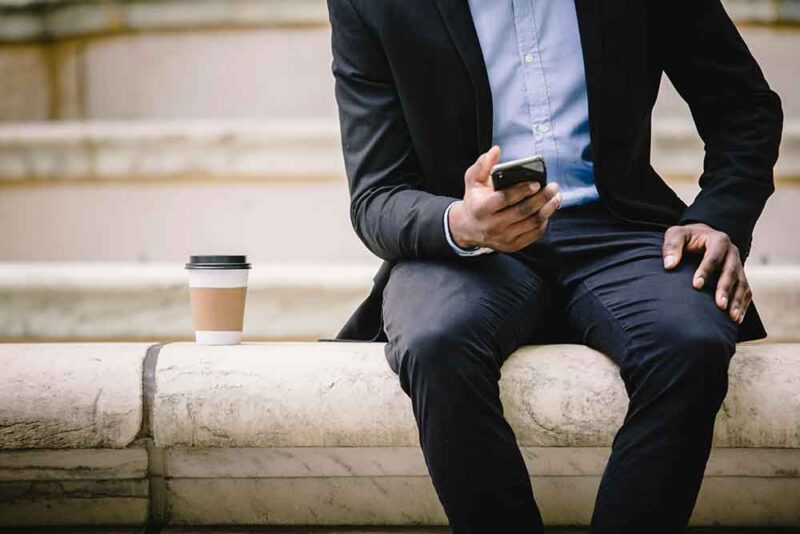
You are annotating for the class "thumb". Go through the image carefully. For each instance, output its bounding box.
[465,146,500,189]
[662,225,688,269]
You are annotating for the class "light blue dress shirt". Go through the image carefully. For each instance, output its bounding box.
[445,0,599,255]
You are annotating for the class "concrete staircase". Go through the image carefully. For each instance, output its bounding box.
[0,0,798,263]
[0,0,798,344]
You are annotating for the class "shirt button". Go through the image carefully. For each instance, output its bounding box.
[537,123,551,134]
[524,53,534,64]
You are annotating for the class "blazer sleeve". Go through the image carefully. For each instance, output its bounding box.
[657,0,783,258]
[328,0,460,262]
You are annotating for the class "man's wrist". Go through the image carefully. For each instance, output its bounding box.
[448,201,478,249]
[444,201,493,256]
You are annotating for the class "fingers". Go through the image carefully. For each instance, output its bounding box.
[716,244,750,323]
[482,181,542,213]
[465,146,501,188]
[533,186,563,224]
[497,184,558,221]
[484,176,558,215]
[481,188,561,252]
[729,269,752,324]
[505,224,547,252]
[500,181,543,209]
[495,182,560,223]
[714,247,741,311]
[693,233,731,289]
[663,224,748,324]
[504,188,562,241]
[662,226,688,269]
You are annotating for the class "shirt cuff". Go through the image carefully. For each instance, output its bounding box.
[443,201,494,257]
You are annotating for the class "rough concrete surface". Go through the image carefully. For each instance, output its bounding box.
[0,342,797,527]
[154,342,800,449]
[0,343,152,449]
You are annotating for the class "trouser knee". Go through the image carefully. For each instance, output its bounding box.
[636,321,735,409]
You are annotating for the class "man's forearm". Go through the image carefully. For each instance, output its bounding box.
[657,0,783,258]
[350,187,460,262]
[677,87,782,258]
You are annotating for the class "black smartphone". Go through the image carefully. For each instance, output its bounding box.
[491,155,547,191]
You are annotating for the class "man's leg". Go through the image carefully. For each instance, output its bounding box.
[382,254,552,533]
[550,207,738,533]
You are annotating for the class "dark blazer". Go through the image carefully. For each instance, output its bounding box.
[327,0,783,343]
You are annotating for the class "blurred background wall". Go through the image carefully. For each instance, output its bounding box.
[0,0,798,341]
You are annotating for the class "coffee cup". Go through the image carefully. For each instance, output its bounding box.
[185,255,251,345]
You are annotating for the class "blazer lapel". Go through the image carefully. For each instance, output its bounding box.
[434,0,493,153]
[574,0,604,157]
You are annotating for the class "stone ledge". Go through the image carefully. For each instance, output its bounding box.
[162,470,800,527]
[0,448,150,526]
[153,342,800,449]
[2,342,796,451]
[2,447,798,527]
[164,446,800,479]
[1,262,797,341]
[0,343,152,449]
[0,119,798,184]
[0,341,798,527]
[0,0,795,43]
[0,448,147,480]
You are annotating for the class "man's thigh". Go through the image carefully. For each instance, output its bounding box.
[382,253,551,376]
[559,225,739,377]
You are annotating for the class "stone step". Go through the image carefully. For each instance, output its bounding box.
[0,7,797,121]
[1,342,798,527]
[0,119,798,264]
[1,118,798,183]
[0,120,346,183]
[1,0,795,43]
[0,179,796,263]
[0,262,797,341]
[0,262,376,341]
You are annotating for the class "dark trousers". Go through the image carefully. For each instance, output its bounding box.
[382,203,738,533]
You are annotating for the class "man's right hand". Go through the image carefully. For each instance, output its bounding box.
[448,146,562,253]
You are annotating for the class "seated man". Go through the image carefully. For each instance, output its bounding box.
[327,0,782,532]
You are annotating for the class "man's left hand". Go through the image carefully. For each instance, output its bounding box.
[662,223,750,324]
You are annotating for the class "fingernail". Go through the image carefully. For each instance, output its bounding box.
[530,182,541,193]
[695,276,705,289]
[719,294,728,308]
[663,255,674,269]
[732,308,740,321]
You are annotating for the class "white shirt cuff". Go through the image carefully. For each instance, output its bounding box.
[443,201,494,257]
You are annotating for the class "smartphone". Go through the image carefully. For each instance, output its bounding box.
[491,155,547,191]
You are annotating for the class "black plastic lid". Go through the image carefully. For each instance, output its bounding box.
[185,255,251,270]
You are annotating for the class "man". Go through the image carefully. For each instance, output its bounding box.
[327,0,782,532]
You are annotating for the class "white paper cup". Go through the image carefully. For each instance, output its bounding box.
[185,255,251,345]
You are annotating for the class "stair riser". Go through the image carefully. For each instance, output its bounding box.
[0,181,797,263]
[0,264,796,341]
[0,25,797,121]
